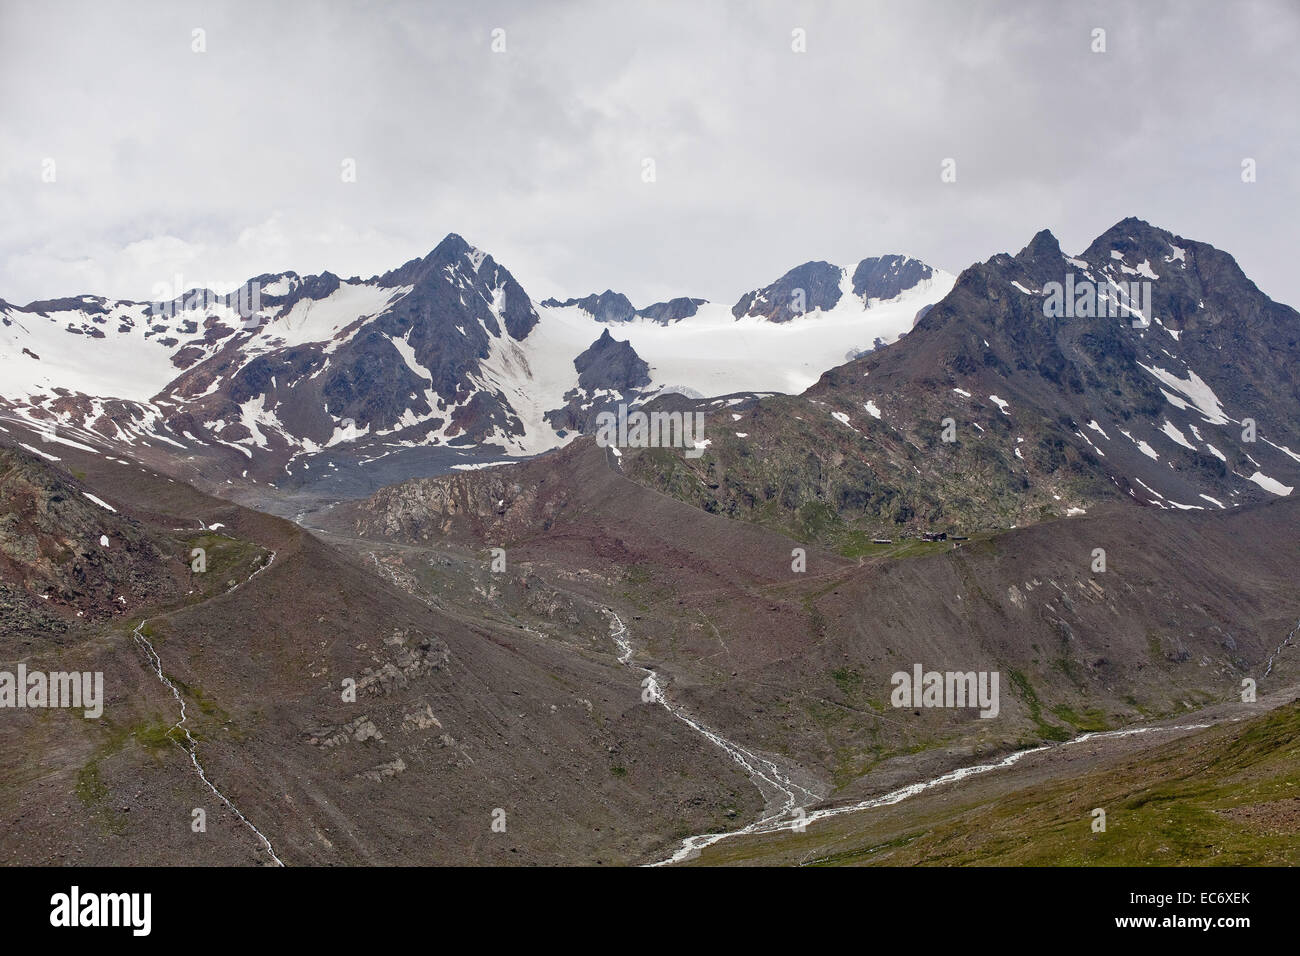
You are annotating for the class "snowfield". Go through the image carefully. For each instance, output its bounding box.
[536,269,954,398]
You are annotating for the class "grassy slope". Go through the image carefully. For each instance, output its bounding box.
[693,700,1300,866]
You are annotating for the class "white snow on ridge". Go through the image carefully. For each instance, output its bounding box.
[1262,438,1300,464]
[1247,471,1293,496]
[0,302,184,402]
[83,492,117,512]
[1139,363,1229,425]
[1160,420,1196,450]
[1135,477,1164,499]
[259,282,409,352]
[18,442,60,461]
[1120,429,1159,461]
[259,276,297,297]
[474,304,587,457]
[1075,430,1106,458]
[0,278,412,408]
[1120,259,1158,280]
[831,411,856,430]
[387,331,428,381]
[450,460,513,471]
[1134,439,1159,461]
[33,430,101,453]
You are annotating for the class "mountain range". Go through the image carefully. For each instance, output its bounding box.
[616,218,1300,542]
[0,238,952,506]
[3,216,1299,867]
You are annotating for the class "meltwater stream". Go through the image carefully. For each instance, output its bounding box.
[607,611,1225,866]
[133,552,283,866]
[603,611,822,864]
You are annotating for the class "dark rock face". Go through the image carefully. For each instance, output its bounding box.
[545,330,652,434]
[21,297,112,317]
[229,346,327,406]
[447,389,523,444]
[541,290,637,324]
[1079,218,1300,441]
[636,297,706,324]
[271,271,340,314]
[381,233,539,344]
[732,261,843,322]
[732,255,940,322]
[542,291,706,325]
[320,329,433,431]
[574,329,651,392]
[851,255,934,303]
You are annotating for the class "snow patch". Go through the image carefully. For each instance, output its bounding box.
[1160,420,1196,451]
[1247,471,1293,496]
[1139,364,1229,424]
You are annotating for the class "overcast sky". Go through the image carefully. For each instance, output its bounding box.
[2,0,1297,309]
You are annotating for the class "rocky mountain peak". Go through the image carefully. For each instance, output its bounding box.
[851,255,935,302]
[540,290,637,324]
[1016,229,1063,265]
[732,260,844,322]
[574,328,651,392]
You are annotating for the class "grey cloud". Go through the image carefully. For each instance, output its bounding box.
[1,0,1296,307]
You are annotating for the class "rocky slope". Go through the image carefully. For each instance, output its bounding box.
[0,443,186,646]
[0,432,763,866]
[340,433,1300,822]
